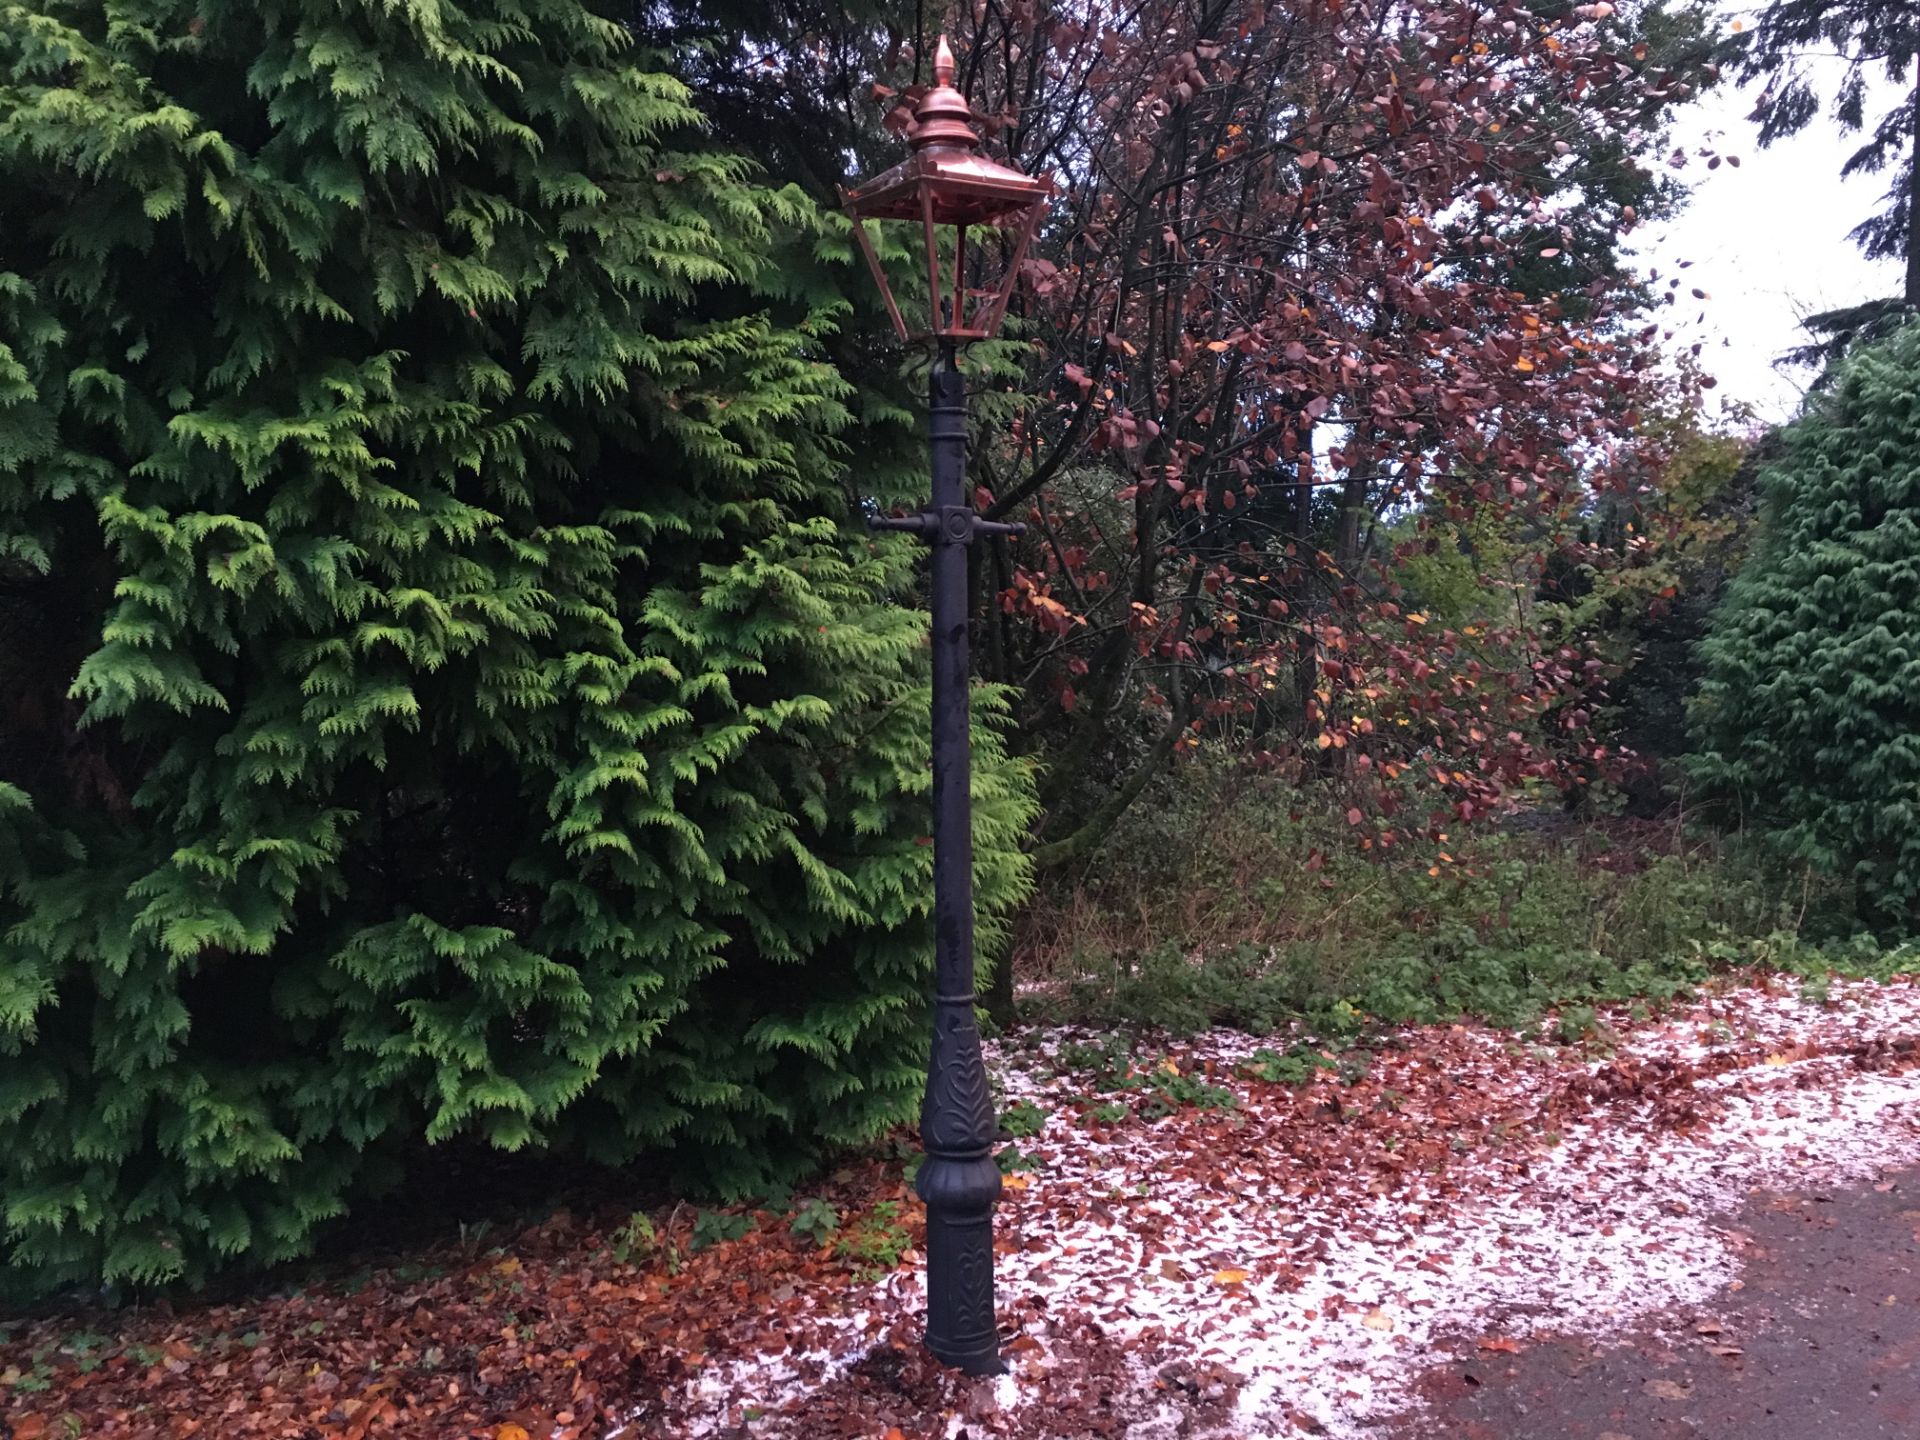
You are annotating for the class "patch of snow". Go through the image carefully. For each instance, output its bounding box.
[641,976,1920,1438]
[1226,1065,1920,1435]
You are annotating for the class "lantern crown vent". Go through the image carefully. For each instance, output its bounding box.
[911,37,980,153]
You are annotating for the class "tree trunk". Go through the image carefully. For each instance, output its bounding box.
[1907,57,1920,305]
[1290,449,1318,727]
[1334,470,1371,574]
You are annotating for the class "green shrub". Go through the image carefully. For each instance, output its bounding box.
[786,1196,838,1246]
[1691,321,1920,931]
[1238,1045,1336,1086]
[0,0,1034,1296]
[832,1199,908,1278]
[999,1099,1047,1138]
[608,1212,658,1266]
[1020,753,1855,1036]
[688,1209,750,1253]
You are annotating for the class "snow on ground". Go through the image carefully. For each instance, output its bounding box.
[650,975,1920,1438]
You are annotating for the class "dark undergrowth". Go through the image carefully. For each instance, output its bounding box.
[1009,754,1911,1041]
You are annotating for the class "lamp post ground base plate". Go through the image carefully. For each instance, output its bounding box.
[925,1336,1007,1377]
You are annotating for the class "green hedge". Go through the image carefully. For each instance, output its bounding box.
[0,0,1033,1295]
[1691,321,1920,930]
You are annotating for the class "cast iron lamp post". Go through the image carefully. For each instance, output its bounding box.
[839,36,1051,1378]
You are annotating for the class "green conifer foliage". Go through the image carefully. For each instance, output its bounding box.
[1690,323,1920,929]
[0,0,1034,1294]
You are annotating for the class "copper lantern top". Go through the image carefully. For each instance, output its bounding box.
[840,35,1051,342]
[840,36,1051,228]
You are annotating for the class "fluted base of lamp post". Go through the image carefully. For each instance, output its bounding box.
[916,984,1003,1374]
[917,1150,1004,1374]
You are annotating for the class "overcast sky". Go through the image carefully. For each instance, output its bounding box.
[1636,24,1905,424]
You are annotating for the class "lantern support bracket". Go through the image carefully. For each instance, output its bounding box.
[869,507,1026,546]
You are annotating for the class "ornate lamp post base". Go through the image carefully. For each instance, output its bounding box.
[916,1002,1005,1374]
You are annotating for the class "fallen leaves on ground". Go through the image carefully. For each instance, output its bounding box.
[3,975,1918,1440]
[0,1159,919,1439]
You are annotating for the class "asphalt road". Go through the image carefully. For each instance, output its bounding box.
[1393,1166,1920,1439]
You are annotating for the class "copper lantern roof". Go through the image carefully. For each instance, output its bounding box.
[841,37,1051,227]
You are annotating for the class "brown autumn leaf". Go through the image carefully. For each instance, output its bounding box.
[1643,1379,1692,1400]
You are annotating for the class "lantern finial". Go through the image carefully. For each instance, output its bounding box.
[911,34,979,152]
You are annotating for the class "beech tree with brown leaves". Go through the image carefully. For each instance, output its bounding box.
[615,0,1735,1028]
[905,0,1732,874]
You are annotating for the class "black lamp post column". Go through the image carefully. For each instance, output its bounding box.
[872,342,1021,1375]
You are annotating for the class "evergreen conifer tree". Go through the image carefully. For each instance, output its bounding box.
[0,0,1033,1294]
[1690,323,1920,929]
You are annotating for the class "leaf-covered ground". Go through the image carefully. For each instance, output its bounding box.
[4,975,1918,1439]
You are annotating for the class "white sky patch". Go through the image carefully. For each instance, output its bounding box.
[1638,12,1906,423]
